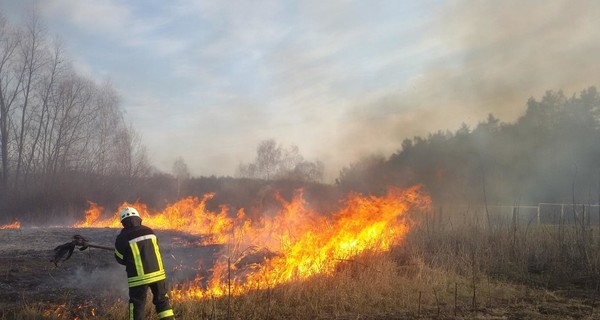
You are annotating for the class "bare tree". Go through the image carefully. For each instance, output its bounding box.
[256,139,281,180]
[288,160,324,182]
[0,12,22,187]
[111,124,151,179]
[237,139,324,182]
[23,39,63,183]
[236,162,257,178]
[82,81,122,175]
[173,156,190,197]
[280,144,303,173]
[43,71,95,175]
[14,10,46,188]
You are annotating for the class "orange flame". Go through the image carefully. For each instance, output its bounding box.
[74,201,120,228]
[74,185,430,300]
[74,194,238,243]
[0,220,20,229]
[43,303,96,319]
[188,186,429,299]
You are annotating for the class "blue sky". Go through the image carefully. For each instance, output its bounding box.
[1,0,598,180]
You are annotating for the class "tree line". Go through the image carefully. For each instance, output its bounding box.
[337,87,600,205]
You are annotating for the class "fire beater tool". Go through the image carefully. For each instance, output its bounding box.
[52,235,114,266]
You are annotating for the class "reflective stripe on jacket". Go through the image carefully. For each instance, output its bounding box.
[115,221,166,287]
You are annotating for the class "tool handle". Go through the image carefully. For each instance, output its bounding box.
[87,243,115,251]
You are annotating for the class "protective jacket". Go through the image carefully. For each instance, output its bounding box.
[114,217,166,287]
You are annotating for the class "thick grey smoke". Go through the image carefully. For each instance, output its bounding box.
[333,0,600,177]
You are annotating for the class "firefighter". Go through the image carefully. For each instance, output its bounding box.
[114,207,175,320]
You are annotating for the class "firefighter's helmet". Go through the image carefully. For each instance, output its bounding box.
[119,206,140,222]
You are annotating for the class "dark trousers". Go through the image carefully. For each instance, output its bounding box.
[129,280,175,320]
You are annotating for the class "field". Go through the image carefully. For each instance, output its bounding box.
[0,227,221,319]
[1,220,599,319]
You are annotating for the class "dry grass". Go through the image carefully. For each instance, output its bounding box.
[173,253,511,320]
[3,221,600,319]
[409,217,600,289]
[169,242,597,320]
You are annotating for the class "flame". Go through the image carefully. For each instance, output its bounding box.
[74,185,430,300]
[43,303,97,319]
[74,194,239,243]
[43,304,66,318]
[73,201,120,228]
[173,186,430,300]
[0,220,20,229]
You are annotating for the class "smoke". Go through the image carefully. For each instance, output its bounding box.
[53,230,225,295]
[330,0,600,178]
[63,265,128,298]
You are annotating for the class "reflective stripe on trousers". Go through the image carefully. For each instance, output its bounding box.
[128,280,175,320]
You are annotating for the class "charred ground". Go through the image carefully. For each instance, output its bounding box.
[0,227,222,318]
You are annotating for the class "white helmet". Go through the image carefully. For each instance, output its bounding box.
[119,206,140,222]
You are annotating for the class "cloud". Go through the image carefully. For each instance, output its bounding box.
[39,0,192,60]
[126,1,438,179]
[328,0,600,177]
[39,0,130,34]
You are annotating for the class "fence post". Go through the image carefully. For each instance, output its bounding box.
[438,206,444,232]
[586,204,591,226]
[512,207,517,228]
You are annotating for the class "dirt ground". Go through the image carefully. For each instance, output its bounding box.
[0,227,222,317]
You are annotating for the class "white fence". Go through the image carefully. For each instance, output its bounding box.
[431,203,600,228]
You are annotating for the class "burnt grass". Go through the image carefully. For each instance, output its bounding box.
[1,226,600,319]
[0,227,222,317]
